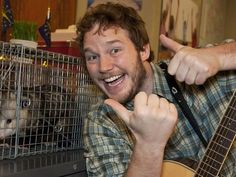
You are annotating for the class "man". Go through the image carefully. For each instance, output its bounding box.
[76,2,236,177]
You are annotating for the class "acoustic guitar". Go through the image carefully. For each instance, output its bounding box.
[161,91,236,177]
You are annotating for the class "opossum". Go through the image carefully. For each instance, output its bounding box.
[0,91,38,139]
[0,85,73,145]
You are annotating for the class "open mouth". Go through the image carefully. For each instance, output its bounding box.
[104,74,124,86]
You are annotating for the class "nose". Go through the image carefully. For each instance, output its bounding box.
[99,55,113,73]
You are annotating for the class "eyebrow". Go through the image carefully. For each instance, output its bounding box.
[106,39,121,45]
[84,39,122,53]
[83,49,99,58]
[83,48,93,54]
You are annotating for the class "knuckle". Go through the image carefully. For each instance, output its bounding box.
[185,77,194,85]
[176,74,184,82]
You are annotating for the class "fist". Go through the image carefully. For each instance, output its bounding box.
[105,92,178,147]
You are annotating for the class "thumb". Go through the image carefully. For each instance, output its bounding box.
[104,99,131,125]
[160,34,184,53]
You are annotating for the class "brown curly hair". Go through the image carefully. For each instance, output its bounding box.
[76,2,154,61]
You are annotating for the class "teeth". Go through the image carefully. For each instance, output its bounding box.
[104,74,122,82]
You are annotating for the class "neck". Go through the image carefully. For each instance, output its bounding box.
[141,62,153,95]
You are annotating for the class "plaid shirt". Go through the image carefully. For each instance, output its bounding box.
[83,62,236,177]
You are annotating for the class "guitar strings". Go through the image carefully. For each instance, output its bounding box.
[196,92,236,177]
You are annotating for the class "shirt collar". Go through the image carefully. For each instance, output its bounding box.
[150,62,175,103]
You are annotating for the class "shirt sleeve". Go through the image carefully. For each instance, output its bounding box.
[83,104,134,177]
[216,70,236,93]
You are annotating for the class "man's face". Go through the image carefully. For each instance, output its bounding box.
[83,25,147,103]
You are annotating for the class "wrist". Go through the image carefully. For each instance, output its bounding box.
[215,42,236,70]
[134,140,166,157]
[125,142,165,176]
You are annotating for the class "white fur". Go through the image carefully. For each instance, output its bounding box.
[0,92,28,139]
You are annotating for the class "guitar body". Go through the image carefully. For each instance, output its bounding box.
[161,160,195,177]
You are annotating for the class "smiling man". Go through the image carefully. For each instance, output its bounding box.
[83,24,152,103]
[76,2,236,177]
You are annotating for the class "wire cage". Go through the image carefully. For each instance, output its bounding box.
[0,41,101,160]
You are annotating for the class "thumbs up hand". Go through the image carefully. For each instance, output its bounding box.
[160,34,221,85]
[105,92,178,148]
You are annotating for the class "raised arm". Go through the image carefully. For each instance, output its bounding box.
[160,34,236,85]
[105,92,178,177]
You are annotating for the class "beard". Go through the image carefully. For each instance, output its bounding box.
[119,54,147,104]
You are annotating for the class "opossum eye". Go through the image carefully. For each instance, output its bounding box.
[20,99,31,108]
[6,119,12,124]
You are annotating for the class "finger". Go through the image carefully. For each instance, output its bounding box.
[168,47,190,76]
[168,56,181,76]
[168,103,178,132]
[159,98,169,110]
[174,63,189,82]
[185,69,198,85]
[160,34,184,53]
[134,92,148,110]
[169,103,177,116]
[147,94,160,108]
[195,73,207,85]
[104,99,130,124]
[157,98,169,119]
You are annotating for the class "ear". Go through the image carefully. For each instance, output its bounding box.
[139,44,150,62]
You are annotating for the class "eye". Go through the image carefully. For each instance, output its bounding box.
[20,99,31,108]
[110,48,121,55]
[85,54,98,62]
[6,119,12,124]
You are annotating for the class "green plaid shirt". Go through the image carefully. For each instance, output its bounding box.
[83,62,236,177]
